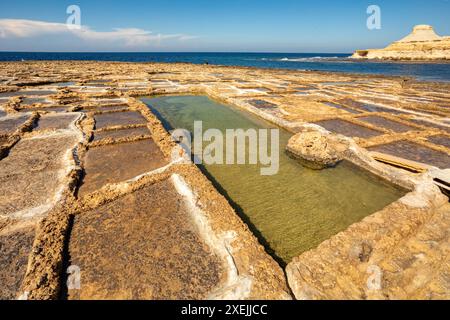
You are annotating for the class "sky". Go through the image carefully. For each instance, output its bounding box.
[0,0,449,53]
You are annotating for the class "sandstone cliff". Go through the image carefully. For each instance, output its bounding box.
[352,25,450,61]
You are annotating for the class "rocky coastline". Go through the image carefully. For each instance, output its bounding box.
[352,25,450,61]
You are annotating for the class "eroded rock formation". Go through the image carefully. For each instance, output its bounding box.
[352,25,450,61]
[286,131,347,169]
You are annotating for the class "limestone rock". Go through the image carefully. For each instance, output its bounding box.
[286,131,347,169]
[398,25,443,43]
[352,25,450,61]
[286,201,450,300]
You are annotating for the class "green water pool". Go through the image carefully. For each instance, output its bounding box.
[141,95,407,265]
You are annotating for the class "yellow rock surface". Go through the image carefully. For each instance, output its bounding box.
[352,25,450,61]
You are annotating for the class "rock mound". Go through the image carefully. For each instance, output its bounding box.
[286,131,347,170]
[352,25,450,61]
[398,25,442,43]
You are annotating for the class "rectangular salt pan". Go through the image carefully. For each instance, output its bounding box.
[369,140,450,169]
[314,119,382,139]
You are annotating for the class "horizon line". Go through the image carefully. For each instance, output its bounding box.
[0,51,352,54]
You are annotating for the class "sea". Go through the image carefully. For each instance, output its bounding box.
[1,52,449,82]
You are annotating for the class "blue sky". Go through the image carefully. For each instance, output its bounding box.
[0,0,449,52]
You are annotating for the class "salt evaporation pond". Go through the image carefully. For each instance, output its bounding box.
[142,95,406,265]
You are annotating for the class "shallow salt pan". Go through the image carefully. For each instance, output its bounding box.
[0,114,31,135]
[428,134,450,148]
[314,119,383,139]
[0,226,36,299]
[68,178,225,300]
[358,115,418,133]
[78,139,168,195]
[142,95,406,264]
[368,140,450,169]
[94,111,147,129]
[93,126,150,141]
[0,133,79,218]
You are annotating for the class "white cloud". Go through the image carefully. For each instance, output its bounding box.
[0,19,197,48]
[0,19,68,38]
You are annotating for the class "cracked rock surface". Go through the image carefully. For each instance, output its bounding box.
[0,60,448,300]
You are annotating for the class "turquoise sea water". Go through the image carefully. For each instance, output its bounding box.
[1,52,449,82]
